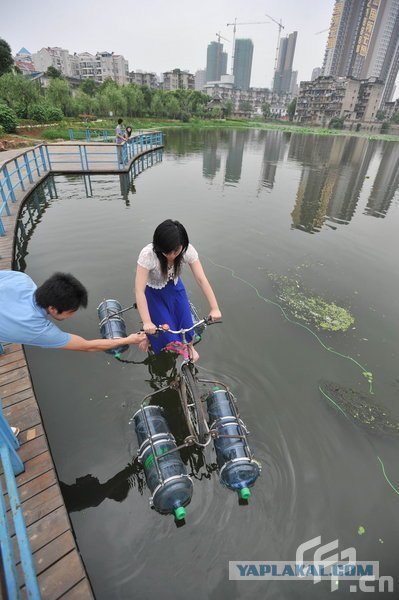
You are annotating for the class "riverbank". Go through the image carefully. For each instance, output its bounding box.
[2,116,399,146]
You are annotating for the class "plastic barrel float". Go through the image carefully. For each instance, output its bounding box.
[132,405,193,520]
[97,299,128,358]
[206,388,261,500]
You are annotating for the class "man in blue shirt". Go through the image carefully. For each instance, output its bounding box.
[0,271,145,352]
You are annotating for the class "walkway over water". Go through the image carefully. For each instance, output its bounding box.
[0,133,162,597]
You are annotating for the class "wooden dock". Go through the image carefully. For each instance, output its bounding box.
[0,148,97,598]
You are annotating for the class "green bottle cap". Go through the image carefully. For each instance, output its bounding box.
[239,487,251,500]
[114,351,121,359]
[174,506,186,520]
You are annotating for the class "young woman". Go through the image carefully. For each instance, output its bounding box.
[135,219,221,361]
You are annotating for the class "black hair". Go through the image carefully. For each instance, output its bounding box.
[117,118,123,124]
[152,219,189,278]
[126,126,132,137]
[35,272,88,313]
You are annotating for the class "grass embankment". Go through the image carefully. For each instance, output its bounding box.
[4,116,399,145]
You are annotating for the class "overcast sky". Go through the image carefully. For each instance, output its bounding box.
[3,0,338,87]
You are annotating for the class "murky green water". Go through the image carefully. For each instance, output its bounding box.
[20,129,399,599]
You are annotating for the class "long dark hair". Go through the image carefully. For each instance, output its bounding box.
[153,219,189,278]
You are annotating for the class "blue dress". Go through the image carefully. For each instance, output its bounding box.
[145,278,194,353]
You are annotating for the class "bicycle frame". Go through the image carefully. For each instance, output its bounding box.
[138,318,254,460]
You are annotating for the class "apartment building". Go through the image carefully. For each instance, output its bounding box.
[129,71,158,87]
[295,75,383,124]
[162,69,195,90]
[31,46,129,84]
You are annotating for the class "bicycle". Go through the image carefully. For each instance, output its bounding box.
[139,318,221,447]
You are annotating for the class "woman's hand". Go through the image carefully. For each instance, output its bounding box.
[208,308,222,321]
[143,321,157,335]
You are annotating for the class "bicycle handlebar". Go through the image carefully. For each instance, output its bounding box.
[156,317,221,336]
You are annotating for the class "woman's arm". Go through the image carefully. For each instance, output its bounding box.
[189,259,222,320]
[135,264,157,334]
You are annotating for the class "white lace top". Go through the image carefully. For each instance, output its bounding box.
[137,243,199,289]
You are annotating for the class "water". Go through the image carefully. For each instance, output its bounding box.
[20,129,399,599]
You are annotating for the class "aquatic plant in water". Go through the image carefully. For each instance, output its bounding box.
[268,274,354,332]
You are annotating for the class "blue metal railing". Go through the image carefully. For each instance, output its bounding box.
[0,398,41,599]
[0,132,163,236]
[0,145,50,236]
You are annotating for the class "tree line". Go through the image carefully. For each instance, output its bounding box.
[0,37,222,133]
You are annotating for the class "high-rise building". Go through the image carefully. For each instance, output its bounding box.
[322,0,399,103]
[233,39,254,91]
[206,42,228,83]
[273,31,298,94]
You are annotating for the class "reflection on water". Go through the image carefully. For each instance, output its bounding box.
[169,128,399,233]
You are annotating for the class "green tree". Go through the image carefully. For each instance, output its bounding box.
[151,92,166,117]
[224,99,233,118]
[46,78,71,115]
[46,66,62,79]
[0,73,39,118]
[376,109,385,121]
[80,78,98,97]
[122,85,146,117]
[328,116,345,129]
[0,103,18,132]
[164,94,180,119]
[0,39,14,77]
[287,98,297,121]
[390,112,399,124]
[98,86,126,116]
[261,102,271,119]
[238,100,252,113]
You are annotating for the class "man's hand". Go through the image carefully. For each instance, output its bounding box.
[126,332,147,345]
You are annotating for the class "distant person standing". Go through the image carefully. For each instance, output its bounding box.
[115,118,126,163]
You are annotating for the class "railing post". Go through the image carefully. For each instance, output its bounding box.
[83,145,89,170]
[39,144,47,172]
[14,158,25,192]
[24,153,33,184]
[3,165,16,203]
[32,148,40,177]
[0,181,11,215]
[45,145,52,171]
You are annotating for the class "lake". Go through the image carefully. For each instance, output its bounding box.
[20,128,399,599]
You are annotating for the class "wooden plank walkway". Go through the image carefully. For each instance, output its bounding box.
[0,149,96,598]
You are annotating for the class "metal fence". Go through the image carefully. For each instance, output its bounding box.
[0,132,163,236]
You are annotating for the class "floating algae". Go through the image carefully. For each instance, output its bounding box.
[268,274,354,332]
[320,381,399,436]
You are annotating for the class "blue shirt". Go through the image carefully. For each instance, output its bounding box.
[0,271,71,348]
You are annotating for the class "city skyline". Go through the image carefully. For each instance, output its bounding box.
[3,0,336,89]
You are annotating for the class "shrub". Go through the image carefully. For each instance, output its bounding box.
[29,102,64,123]
[0,103,18,132]
[328,116,345,130]
[29,103,48,123]
[45,105,63,122]
[0,124,4,137]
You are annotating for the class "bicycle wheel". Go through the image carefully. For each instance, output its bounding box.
[181,363,208,445]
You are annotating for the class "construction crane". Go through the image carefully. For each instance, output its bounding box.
[315,28,329,35]
[265,13,285,73]
[226,18,270,74]
[216,32,230,44]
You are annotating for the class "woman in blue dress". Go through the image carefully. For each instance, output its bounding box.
[135,219,221,361]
